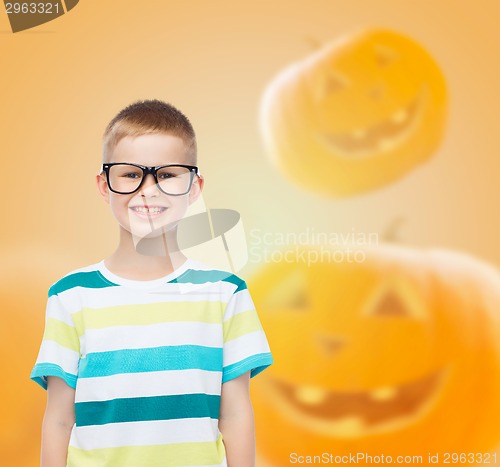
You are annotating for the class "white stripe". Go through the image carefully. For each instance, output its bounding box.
[83,321,222,353]
[56,282,237,315]
[222,289,255,321]
[35,340,79,374]
[75,369,222,402]
[70,418,221,450]
[46,295,75,326]
[155,281,234,300]
[223,331,271,367]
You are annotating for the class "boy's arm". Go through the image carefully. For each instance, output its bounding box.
[218,371,255,467]
[41,376,76,467]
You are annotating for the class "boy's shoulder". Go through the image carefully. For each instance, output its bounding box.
[47,258,249,297]
[180,259,248,293]
[47,261,106,297]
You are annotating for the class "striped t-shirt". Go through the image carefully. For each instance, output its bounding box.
[30,258,273,467]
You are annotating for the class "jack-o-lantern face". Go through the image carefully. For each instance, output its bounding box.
[250,246,500,463]
[262,269,443,439]
[260,29,447,196]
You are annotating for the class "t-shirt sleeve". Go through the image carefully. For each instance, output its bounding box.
[30,290,80,390]
[222,279,273,383]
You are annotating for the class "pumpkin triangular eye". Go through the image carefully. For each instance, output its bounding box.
[363,279,427,320]
[316,71,349,100]
[288,289,309,309]
[372,290,409,317]
[375,45,399,67]
[264,268,309,310]
[325,72,349,93]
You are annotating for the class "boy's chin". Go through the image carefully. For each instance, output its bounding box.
[128,220,180,240]
[128,224,182,256]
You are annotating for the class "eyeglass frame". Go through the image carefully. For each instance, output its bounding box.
[101,162,200,196]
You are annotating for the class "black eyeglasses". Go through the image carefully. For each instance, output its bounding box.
[101,163,199,195]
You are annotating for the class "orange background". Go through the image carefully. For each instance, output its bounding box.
[1,1,500,465]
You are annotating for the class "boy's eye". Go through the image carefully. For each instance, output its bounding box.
[122,172,141,179]
[158,167,184,179]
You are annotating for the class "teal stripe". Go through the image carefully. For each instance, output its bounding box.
[75,393,221,427]
[30,363,78,390]
[169,269,247,292]
[49,271,118,297]
[222,352,274,383]
[79,345,223,378]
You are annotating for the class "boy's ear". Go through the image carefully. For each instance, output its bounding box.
[96,173,110,204]
[188,174,204,205]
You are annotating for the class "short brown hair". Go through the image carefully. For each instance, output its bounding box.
[102,99,197,163]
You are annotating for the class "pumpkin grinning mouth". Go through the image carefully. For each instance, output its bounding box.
[317,87,426,158]
[266,367,447,437]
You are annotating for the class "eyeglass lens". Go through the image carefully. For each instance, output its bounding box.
[108,165,193,195]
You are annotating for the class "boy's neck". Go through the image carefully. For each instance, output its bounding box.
[105,226,189,280]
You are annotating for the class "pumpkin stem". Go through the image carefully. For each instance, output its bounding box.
[305,35,323,49]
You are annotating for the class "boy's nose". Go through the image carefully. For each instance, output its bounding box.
[139,173,161,196]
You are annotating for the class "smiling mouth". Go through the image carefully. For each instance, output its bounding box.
[266,367,447,438]
[318,88,426,158]
[129,206,168,218]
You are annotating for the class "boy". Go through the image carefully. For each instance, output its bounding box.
[30,99,274,467]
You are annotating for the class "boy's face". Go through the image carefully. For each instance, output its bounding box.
[96,133,203,241]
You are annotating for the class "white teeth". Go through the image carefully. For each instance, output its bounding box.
[351,128,367,139]
[132,207,166,214]
[330,416,365,436]
[370,386,397,400]
[392,109,408,124]
[295,385,327,405]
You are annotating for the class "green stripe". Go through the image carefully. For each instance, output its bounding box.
[72,300,223,334]
[75,393,221,427]
[68,434,225,466]
[43,318,80,352]
[170,269,247,292]
[49,271,117,297]
[223,309,263,343]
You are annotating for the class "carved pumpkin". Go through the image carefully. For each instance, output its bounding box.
[260,29,447,196]
[250,245,500,464]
